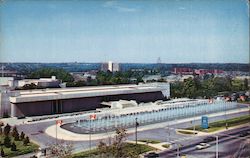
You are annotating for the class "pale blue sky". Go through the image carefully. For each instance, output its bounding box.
[0,0,249,63]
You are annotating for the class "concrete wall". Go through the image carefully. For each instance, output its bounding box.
[11,101,53,117]
[62,97,102,113]
[0,93,11,117]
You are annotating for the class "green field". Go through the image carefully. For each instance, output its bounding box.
[72,143,156,158]
[162,144,170,148]
[138,139,161,144]
[0,134,39,157]
[186,115,250,133]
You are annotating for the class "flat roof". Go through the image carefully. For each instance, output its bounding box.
[10,83,169,103]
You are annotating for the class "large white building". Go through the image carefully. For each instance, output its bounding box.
[9,82,170,117]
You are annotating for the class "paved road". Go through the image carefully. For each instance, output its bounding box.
[157,126,250,158]
[15,109,249,154]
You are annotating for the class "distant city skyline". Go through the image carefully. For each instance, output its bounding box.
[0,0,249,63]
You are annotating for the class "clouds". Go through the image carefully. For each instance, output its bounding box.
[103,0,139,12]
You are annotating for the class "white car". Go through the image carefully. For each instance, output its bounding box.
[195,143,210,150]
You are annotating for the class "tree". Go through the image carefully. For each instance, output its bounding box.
[98,140,108,158]
[244,78,248,90]
[11,142,17,151]
[96,128,129,158]
[4,136,11,148]
[48,141,73,158]
[27,68,74,83]
[3,124,11,136]
[20,131,25,140]
[0,148,4,157]
[12,126,19,141]
[23,136,30,145]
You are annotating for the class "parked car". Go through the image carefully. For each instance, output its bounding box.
[196,143,211,150]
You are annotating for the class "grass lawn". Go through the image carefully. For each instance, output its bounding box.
[177,130,197,135]
[72,143,156,158]
[138,139,161,144]
[0,134,39,157]
[186,115,250,133]
[162,144,170,148]
[238,100,250,104]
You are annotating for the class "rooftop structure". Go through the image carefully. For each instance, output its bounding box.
[17,76,60,88]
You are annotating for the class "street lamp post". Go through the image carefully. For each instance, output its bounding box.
[177,144,180,158]
[166,124,170,142]
[225,103,228,130]
[216,135,219,158]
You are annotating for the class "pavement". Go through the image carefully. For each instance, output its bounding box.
[44,107,249,141]
[1,105,249,156]
[157,126,250,158]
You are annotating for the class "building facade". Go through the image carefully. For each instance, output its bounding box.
[101,61,120,72]
[9,83,170,117]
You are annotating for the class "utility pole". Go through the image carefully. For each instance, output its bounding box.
[216,136,219,158]
[135,117,139,145]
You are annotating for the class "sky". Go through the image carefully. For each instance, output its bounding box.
[0,0,249,63]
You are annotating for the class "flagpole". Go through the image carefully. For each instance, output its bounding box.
[56,122,58,144]
[89,119,91,150]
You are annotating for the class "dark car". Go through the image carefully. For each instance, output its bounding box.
[145,152,159,158]
[239,131,249,137]
[203,136,216,143]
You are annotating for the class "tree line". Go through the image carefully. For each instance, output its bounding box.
[171,76,249,99]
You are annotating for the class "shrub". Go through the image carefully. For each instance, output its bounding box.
[11,142,17,151]
[3,136,11,148]
[12,127,19,141]
[20,131,25,140]
[3,124,11,136]
[23,136,30,145]
[0,148,5,157]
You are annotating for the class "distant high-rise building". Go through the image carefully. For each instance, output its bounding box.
[112,63,120,72]
[108,61,113,72]
[101,61,120,72]
[101,63,109,72]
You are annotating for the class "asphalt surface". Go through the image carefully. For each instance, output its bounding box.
[157,126,250,158]
[16,108,249,154]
